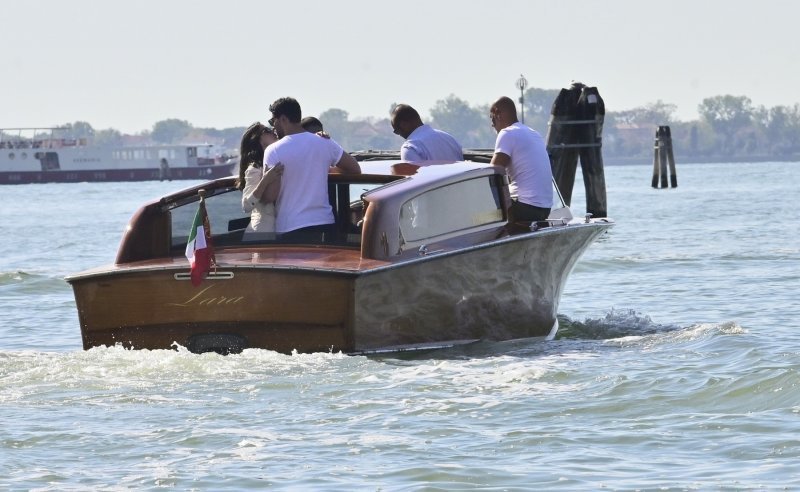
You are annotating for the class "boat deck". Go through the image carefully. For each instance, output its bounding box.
[68,245,392,280]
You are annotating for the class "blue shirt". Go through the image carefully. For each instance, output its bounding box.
[400,124,463,162]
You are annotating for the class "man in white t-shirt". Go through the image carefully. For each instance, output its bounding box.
[263,97,361,242]
[489,96,553,223]
[391,104,463,163]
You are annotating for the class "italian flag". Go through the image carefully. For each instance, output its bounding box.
[185,199,215,286]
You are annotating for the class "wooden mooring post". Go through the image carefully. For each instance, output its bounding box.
[545,82,607,218]
[651,125,677,188]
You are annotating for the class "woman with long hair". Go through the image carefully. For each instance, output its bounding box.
[237,122,282,235]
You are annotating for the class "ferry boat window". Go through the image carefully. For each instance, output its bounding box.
[400,176,503,242]
[37,152,60,170]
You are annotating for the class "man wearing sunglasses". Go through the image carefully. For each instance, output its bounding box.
[264,97,361,243]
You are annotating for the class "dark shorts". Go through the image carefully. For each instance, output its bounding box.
[278,223,336,244]
[510,200,551,222]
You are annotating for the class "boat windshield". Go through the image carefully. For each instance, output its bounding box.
[167,177,395,251]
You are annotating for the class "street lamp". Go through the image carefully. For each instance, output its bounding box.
[516,74,528,124]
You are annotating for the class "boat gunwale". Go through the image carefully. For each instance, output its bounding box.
[65,219,613,283]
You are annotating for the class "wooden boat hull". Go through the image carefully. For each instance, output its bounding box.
[67,222,609,354]
[70,268,354,353]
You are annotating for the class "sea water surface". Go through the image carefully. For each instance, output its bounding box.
[1,162,798,490]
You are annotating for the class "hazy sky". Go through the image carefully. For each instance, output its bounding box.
[3,0,798,134]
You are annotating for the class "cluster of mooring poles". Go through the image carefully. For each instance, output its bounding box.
[545,81,607,218]
[651,125,677,188]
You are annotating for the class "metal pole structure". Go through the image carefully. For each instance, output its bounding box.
[516,74,528,125]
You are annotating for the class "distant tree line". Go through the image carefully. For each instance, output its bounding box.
[14,89,799,162]
[605,95,800,161]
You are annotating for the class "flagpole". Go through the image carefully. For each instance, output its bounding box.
[197,189,217,274]
[185,188,216,286]
[197,189,217,271]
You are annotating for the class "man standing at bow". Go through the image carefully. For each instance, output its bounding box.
[489,96,553,223]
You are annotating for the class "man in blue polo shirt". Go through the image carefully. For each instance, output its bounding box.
[391,104,463,163]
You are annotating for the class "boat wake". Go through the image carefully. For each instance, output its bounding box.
[0,270,35,284]
[0,270,68,290]
[555,308,682,340]
[555,308,746,346]
[362,308,747,361]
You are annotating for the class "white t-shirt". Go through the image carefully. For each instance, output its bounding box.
[263,132,344,233]
[494,122,553,208]
[401,124,463,162]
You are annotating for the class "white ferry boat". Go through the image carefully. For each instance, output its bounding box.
[0,127,234,184]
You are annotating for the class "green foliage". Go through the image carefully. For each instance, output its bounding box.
[315,109,397,152]
[612,100,678,126]
[63,121,95,139]
[93,128,123,147]
[698,95,754,150]
[319,108,351,147]
[429,95,494,148]
[759,104,800,155]
[196,126,247,148]
[521,87,561,133]
[151,119,192,144]
[607,94,800,159]
[58,89,800,161]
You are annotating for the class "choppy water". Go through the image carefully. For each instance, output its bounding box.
[1,162,799,490]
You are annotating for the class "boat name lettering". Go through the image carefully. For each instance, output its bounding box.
[167,284,245,307]
[73,157,102,163]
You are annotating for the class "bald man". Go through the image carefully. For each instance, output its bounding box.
[391,104,463,163]
[489,96,553,222]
